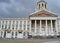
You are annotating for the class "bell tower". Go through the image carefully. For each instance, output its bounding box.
[37,0,47,10]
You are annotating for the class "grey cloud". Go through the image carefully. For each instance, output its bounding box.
[0,0,10,3]
[0,0,60,18]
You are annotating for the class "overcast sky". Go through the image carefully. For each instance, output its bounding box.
[0,0,60,18]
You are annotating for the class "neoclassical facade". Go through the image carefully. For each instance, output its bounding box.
[0,0,60,38]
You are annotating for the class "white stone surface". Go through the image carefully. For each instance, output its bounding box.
[6,33,12,38]
[17,33,23,38]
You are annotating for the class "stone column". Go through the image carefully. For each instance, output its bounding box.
[2,31,4,38]
[46,20,48,36]
[7,21,9,29]
[25,21,28,38]
[35,20,37,33]
[26,21,27,31]
[18,21,20,30]
[9,21,11,30]
[51,20,53,35]
[11,31,12,38]
[55,20,58,35]
[22,21,24,37]
[30,20,31,35]
[4,21,6,29]
[14,21,16,30]
[17,21,18,30]
[1,21,2,30]
[11,21,13,30]
[22,21,24,30]
[13,32,15,38]
[40,20,42,33]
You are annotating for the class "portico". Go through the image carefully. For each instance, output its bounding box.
[30,19,58,36]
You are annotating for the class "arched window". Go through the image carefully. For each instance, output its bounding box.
[45,4,46,8]
[39,4,40,9]
[42,3,43,7]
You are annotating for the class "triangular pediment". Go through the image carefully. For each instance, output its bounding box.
[29,10,58,17]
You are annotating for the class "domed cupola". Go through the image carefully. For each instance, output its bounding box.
[37,0,47,10]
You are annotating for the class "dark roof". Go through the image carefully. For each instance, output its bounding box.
[37,0,47,4]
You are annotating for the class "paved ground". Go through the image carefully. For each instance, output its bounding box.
[0,38,60,43]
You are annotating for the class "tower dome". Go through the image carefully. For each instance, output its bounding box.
[37,0,47,10]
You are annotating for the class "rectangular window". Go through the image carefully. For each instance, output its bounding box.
[24,25,26,30]
[16,21,18,24]
[28,21,29,24]
[2,21,4,29]
[24,21,26,25]
[5,25,7,29]
[12,25,14,30]
[2,25,4,29]
[12,32,14,36]
[16,25,18,29]
[20,21,22,25]
[27,28,29,30]
[12,21,15,30]
[23,32,25,36]
[24,28,25,30]
[8,25,10,29]
[27,26,29,30]
[15,32,17,37]
[13,21,15,25]
[2,21,4,24]
[20,27,21,30]
[9,21,11,25]
[6,21,7,25]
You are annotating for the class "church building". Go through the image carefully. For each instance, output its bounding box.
[0,0,60,39]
